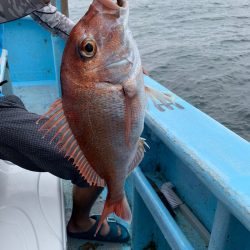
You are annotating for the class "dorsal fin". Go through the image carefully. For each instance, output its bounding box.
[37,99,106,187]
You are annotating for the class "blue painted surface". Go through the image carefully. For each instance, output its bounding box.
[56,0,62,12]
[130,75,250,249]
[132,168,194,250]
[0,25,3,49]
[158,142,217,232]
[132,188,172,250]
[143,75,250,232]
[2,10,250,249]
[51,36,65,97]
[209,201,250,250]
[221,210,250,249]
[209,202,231,250]
[3,17,56,84]
[53,0,65,96]
[139,128,217,232]
[1,15,62,111]
[13,83,58,114]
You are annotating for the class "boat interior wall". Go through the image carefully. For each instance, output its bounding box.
[3,18,56,84]
[129,76,250,249]
[132,188,172,250]
[2,16,64,113]
[0,25,2,49]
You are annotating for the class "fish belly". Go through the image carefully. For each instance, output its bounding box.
[63,82,145,199]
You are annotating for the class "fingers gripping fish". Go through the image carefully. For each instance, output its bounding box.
[37,0,183,236]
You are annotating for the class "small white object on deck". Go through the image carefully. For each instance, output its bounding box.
[0,160,66,250]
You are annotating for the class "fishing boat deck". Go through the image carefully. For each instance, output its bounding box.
[5,58,250,250]
[12,82,207,250]
[2,74,208,250]
[2,5,250,249]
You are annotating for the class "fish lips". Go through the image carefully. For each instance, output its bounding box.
[96,0,128,10]
[94,0,129,20]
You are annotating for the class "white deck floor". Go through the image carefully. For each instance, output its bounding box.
[0,160,66,250]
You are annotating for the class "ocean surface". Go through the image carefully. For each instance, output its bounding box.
[69,0,250,142]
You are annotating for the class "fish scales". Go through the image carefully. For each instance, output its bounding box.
[38,0,183,236]
[61,0,145,233]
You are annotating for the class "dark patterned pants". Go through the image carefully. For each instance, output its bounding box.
[0,95,89,188]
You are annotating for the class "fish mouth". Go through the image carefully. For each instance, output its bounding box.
[105,59,130,69]
[97,0,128,10]
[117,0,125,7]
[90,58,130,72]
[93,58,132,84]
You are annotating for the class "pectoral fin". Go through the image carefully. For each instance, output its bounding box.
[145,86,184,111]
[37,99,105,187]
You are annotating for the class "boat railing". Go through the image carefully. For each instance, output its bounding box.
[130,76,250,249]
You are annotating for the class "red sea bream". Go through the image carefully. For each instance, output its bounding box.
[38,0,183,235]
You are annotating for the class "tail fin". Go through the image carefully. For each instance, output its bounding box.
[95,196,131,236]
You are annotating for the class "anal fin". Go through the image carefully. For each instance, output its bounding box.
[37,99,105,187]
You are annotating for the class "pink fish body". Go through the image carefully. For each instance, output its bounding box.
[62,0,146,233]
[38,0,183,235]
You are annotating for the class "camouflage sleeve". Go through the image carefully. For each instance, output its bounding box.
[0,0,49,23]
[30,4,75,40]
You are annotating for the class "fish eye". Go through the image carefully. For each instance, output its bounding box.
[79,38,97,58]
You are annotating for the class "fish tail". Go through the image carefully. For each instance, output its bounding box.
[94,196,131,236]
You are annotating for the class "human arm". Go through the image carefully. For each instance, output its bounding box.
[0,0,49,23]
[0,0,75,40]
[30,3,75,40]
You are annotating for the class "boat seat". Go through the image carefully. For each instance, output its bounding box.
[0,160,66,250]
